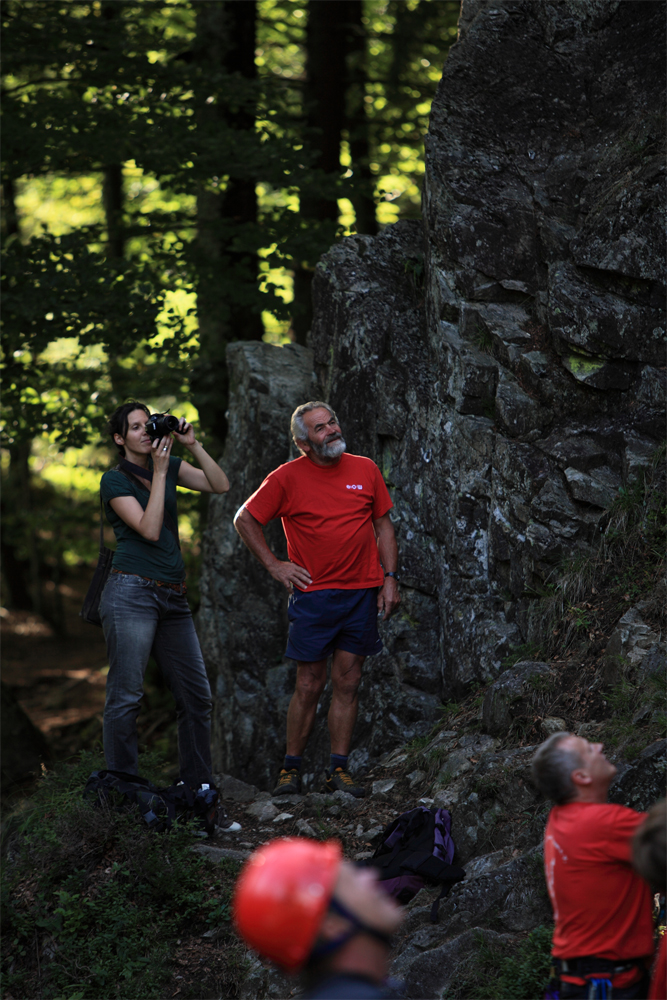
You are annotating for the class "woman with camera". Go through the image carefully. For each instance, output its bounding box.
[99,401,228,796]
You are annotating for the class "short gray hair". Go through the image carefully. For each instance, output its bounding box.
[530,732,582,804]
[290,401,337,447]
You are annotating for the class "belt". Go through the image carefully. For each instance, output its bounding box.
[110,568,187,594]
[554,957,645,977]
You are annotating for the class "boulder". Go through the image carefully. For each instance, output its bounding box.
[198,0,666,791]
[245,800,279,823]
[371,779,396,799]
[393,849,551,995]
[214,774,258,803]
[542,717,567,736]
[395,928,518,1000]
[482,661,552,737]
[609,739,667,813]
[605,603,664,670]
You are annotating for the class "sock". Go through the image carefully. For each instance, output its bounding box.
[330,753,348,772]
[284,755,302,772]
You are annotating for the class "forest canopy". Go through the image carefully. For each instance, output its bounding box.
[1,0,460,617]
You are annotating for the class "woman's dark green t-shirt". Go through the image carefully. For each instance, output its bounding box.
[100,457,185,583]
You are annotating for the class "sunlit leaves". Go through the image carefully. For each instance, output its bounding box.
[2,0,461,449]
[0,229,190,447]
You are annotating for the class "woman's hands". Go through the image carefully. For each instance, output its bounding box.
[151,433,173,476]
[172,418,197,449]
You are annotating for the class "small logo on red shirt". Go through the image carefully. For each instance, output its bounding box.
[346,484,363,490]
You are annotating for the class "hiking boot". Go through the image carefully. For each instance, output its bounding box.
[324,767,365,798]
[272,768,302,796]
[215,805,242,834]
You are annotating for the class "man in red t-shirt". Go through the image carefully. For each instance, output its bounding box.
[531,733,655,999]
[234,401,401,798]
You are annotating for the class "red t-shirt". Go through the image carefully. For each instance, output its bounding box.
[545,802,654,961]
[244,453,393,590]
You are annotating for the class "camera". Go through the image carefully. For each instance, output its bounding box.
[145,412,180,441]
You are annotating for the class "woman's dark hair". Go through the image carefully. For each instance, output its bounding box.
[107,401,150,457]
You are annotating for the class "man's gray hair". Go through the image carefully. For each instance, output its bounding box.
[530,732,582,804]
[290,401,337,446]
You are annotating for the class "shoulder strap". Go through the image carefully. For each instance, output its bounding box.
[98,493,106,555]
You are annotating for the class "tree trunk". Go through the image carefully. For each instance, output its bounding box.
[345,0,377,236]
[191,1,262,450]
[1,176,20,239]
[1,443,39,612]
[101,4,125,261]
[292,1,358,345]
[103,163,125,259]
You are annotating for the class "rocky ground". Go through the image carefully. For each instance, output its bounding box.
[3,565,664,998]
[204,627,665,998]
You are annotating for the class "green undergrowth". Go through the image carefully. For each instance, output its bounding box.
[1,751,246,1000]
[443,924,553,999]
[501,642,545,671]
[600,672,667,760]
[533,449,666,659]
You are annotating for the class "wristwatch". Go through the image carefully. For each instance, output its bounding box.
[384,571,400,581]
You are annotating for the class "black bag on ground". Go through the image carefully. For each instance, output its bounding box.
[83,769,219,837]
[80,497,113,627]
[362,806,466,923]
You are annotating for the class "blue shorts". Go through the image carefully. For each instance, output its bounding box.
[286,587,383,662]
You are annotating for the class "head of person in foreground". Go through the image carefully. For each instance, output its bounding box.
[530,731,618,804]
[233,838,403,983]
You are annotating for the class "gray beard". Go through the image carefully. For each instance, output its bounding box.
[310,434,346,459]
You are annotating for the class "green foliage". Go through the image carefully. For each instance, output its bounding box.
[529,448,666,659]
[441,699,461,719]
[2,0,462,612]
[472,772,503,800]
[474,324,494,353]
[600,672,666,760]
[403,253,424,293]
[1,751,246,1000]
[443,925,553,1000]
[1,228,190,449]
[501,642,544,671]
[404,732,432,754]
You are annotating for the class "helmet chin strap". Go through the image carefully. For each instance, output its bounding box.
[308,896,393,963]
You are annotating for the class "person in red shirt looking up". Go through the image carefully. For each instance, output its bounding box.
[234,401,400,798]
[531,733,655,1000]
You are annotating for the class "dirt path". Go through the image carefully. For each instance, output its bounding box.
[2,570,181,795]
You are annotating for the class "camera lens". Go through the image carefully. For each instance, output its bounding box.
[145,413,180,440]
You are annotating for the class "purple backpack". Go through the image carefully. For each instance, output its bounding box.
[363,806,466,922]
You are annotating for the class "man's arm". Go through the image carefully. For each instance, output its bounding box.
[234,505,312,591]
[374,512,401,620]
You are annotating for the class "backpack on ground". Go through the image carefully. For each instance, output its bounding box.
[363,806,466,923]
[83,769,219,837]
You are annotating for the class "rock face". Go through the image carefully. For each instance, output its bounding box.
[308,0,665,708]
[197,341,318,784]
[198,0,665,790]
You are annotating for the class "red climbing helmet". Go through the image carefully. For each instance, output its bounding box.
[233,837,342,971]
